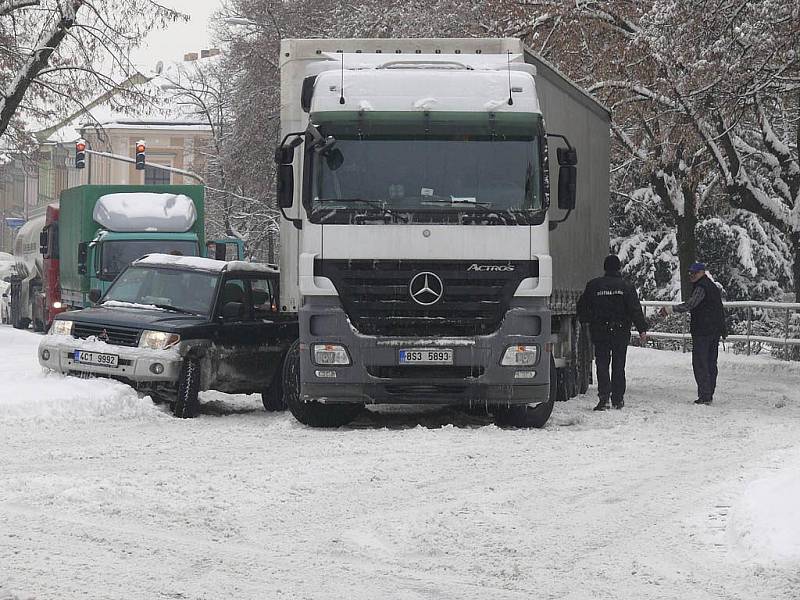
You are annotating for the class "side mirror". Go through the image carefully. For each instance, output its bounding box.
[39,230,48,255]
[1,293,8,298]
[274,146,295,165]
[88,288,101,303]
[277,163,294,209]
[558,165,577,210]
[324,148,344,171]
[221,301,244,321]
[77,242,88,275]
[557,147,577,166]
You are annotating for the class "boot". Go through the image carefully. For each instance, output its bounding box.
[593,396,611,411]
[694,398,712,405]
[612,398,624,409]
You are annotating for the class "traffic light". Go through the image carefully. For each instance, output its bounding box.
[135,140,146,170]
[75,139,86,169]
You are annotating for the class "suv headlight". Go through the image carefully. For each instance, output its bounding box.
[50,320,74,336]
[312,343,351,365]
[139,330,181,350]
[500,344,539,366]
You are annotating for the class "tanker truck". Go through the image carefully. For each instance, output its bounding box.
[274,38,609,428]
[8,214,46,330]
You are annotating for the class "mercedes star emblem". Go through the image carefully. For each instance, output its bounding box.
[409,271,444,306]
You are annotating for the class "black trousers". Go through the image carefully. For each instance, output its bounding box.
[692,335,720,401]
[593,333,629,401]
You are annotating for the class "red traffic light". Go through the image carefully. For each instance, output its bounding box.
[75,138,87,169]
[135,139,146,170]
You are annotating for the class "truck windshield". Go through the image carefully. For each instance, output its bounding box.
[102,266,218,315]
[309,137,544,224]
[98,240,199,281]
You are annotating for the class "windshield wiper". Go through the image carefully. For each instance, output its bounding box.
[151,303,198,315]
[318,197,385,209]
[419,197,494,212]
[315,198,408,222]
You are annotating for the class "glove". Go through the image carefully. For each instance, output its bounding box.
[639,332,648,345]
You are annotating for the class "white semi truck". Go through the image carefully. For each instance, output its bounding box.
[275,38,609,428]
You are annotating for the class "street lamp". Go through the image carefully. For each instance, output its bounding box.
[223,17,258,26]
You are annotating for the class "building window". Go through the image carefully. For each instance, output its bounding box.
[144,164,170,185]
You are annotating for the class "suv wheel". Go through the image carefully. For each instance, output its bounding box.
[283,340,362,427]
[261,357,287,412]
[172,358,201,418]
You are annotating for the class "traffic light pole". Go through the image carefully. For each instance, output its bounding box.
[82,148,205,184]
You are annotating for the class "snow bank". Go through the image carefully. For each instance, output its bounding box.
[0,329,162,421]
[729,450,800,564]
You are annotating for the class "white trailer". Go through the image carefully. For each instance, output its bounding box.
[276,38,610,427]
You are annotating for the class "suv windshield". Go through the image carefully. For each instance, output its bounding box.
[102,266,218,315]
[99,240,199,281]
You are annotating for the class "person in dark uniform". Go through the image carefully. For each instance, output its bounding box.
[660,262,727,404]
[577,255,648,411]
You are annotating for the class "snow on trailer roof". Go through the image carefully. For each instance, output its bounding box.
[134,254,278,273]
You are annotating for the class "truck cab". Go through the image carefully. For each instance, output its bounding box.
[275,38,609,429]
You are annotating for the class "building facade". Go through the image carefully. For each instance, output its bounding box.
[0,121,211,253]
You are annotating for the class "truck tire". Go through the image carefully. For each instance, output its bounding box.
[492,356,557,428]
[283,339,362,427]
[576,323,592,395]
[172,358,201,418]
[261,356,287,412]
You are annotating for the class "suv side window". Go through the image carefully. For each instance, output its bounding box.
[218,277,252,321]
[251,277,277,319]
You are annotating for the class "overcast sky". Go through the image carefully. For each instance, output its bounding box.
[133,0,224,70]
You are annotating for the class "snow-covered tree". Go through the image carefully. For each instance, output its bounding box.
[0,0,186,152]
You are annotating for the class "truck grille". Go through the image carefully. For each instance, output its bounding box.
[315,259,537,336]
[73,323,141,347]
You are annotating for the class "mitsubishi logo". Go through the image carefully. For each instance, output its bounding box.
[98,329,109,342]
[409,272,444,306]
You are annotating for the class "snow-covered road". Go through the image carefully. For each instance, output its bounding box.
[1,326,799,599]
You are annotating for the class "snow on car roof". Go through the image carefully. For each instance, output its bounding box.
[134,253,278,273]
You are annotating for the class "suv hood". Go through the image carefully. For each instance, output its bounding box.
[61,305,209,331]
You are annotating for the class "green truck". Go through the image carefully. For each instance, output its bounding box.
[36,184,240,328]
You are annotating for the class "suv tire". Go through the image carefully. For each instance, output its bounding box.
[172,358,201,418]
[261,356,287,412]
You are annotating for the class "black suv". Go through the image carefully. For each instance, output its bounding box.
[38,254,298,418]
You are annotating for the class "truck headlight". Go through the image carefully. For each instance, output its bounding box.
[50,320,73,336]
[501,345,539,366]
[312,343,351,365]
[139,330,181,350]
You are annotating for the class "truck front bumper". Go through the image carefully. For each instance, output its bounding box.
[299,298,552,407]
[38,334,182,384]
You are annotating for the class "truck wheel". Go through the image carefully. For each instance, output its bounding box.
[172,358,201,418]
[576,323,592,395]
[261,357,287,412]
[492,356,557,428]
[283,339,362,427]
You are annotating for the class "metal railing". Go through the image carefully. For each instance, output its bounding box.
[636,300,800,356]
